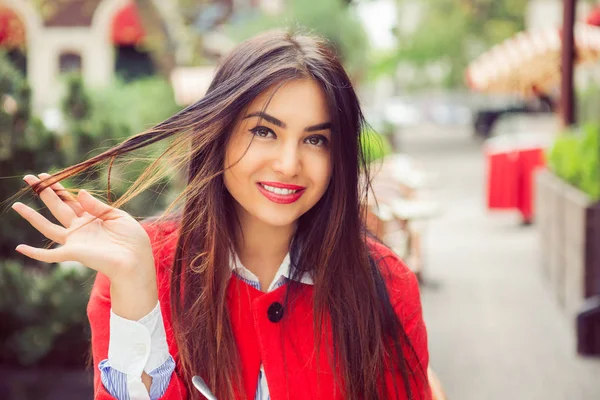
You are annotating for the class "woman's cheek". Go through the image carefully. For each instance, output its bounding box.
[306,151,332,190]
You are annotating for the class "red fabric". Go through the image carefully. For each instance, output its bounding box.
[486,150,519,209]
[486,147,545,221]
[516,147,545,221]
[0,7,26,48]
[88,220,431,399]
[111,3,145,45]
[586,8,600,27]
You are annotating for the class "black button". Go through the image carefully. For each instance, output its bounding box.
[267,302,284,323]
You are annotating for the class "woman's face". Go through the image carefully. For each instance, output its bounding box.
[224,78,332,229]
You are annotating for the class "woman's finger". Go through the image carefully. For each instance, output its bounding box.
[12,202,67,244]
[77,189,123,221]
[15,244,73,264]
[24,174,77,227]
[38,173,85,218]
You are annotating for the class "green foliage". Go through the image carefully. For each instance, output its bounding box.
[0,52,68,261]
[61,75,179,162]
[62,74,91,121]
[0,53,182,369]
[0,49,32,159]
[0,260,94,367]
[59,74,181,217]
[0,50,29,112]
[224,0,369,78]
[88,77,180,140]
[1,51,181,257]
[577,83,600,126]
[548,123,600,201]
[371,0,526,87]
[360,127,393,165]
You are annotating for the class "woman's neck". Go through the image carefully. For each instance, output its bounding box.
[235,213,295,291]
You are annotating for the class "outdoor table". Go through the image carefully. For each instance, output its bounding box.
[389,198,442,221]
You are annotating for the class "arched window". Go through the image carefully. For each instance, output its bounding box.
[58,51,82,74]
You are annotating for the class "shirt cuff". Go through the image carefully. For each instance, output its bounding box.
[99,359,150,400]
[135,301,171,373]
[99,356,176,400]
[109,300,171,375]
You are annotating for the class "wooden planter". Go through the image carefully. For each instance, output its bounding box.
[535,169,600,355]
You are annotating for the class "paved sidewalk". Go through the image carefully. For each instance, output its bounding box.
[398,126,600,400]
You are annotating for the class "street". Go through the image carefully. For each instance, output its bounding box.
[399,125,600,400]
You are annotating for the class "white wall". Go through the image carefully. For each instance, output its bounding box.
[526,0,592,30]
[28,28,114,112]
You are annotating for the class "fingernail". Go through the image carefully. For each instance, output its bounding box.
[15,245,23,253]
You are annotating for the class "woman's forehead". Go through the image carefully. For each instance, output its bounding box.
[245,79,330,124]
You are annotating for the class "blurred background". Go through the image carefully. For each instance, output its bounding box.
[1,0,599,399]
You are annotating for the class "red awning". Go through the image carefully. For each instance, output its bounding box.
[586,7,600,27]
[111,3,145,46]
[0,7,26,49]
[466,23,600,95]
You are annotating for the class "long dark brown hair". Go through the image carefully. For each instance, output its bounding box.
[16,30,427,399]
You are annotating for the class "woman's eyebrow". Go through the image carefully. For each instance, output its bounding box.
[243,111,331,132]
[305,122,331,132]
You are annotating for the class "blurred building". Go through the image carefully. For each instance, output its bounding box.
[1,0,148,113]
[0,0,280,113]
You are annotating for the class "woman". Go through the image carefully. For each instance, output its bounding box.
[12,30,431,400]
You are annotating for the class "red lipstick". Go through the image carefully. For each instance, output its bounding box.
[259,181,305,190]
[257,182,306,204]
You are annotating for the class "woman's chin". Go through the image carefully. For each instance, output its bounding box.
[254,211,299,229]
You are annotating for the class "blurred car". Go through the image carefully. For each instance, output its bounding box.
[473,95,555,139]
[485,112,559,145]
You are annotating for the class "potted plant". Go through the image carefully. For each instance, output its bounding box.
[0,260,95,399]
[535,122,600,355]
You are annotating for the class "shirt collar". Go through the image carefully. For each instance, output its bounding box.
[231,252,313,292]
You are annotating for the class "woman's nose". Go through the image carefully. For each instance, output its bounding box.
[272,143,301,177]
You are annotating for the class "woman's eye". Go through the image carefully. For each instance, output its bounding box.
[306,135,328,147]
[249,126,275,138]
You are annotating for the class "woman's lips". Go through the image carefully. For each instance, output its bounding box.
[256,183,306,204]
[259,181,305,190]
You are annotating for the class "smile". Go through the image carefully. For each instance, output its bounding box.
[257,182,306,204]
[262,184,298,195]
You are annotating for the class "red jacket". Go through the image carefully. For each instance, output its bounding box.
[88,221,431,399]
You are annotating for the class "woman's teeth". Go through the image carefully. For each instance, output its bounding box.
[262,184,298,195]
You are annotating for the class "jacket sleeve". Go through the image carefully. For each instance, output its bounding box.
[88,271,188,399]
[393,264,431,400]
[370,240,432,400]
[97,298,176,400]
[87,217,188,399]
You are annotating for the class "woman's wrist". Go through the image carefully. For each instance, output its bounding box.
[110,267,158,321]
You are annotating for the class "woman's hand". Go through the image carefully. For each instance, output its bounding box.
[12,174,157,294]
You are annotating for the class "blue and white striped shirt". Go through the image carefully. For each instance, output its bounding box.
[100,252,312,400]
